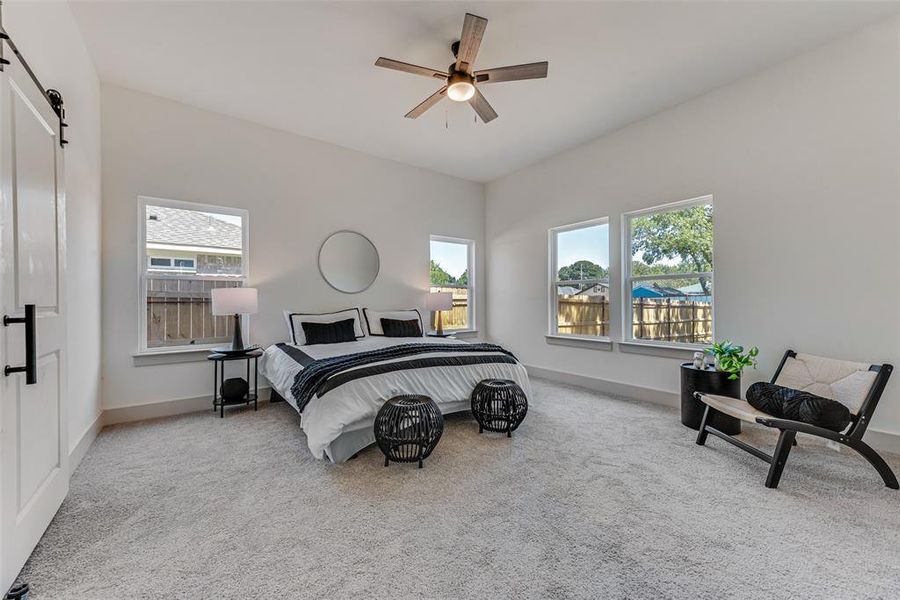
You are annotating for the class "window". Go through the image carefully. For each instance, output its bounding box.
[549,218,610,338]
[138,197,248,352]
[147,257,196,272]
[429,236,474,332]
[623,196,713,347]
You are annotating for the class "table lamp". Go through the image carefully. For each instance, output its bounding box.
[426,291,454,335]
[211,287,258,352]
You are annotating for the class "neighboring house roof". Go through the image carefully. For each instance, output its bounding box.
[558,280,609,296]
[677,283,706,295]
[633,284,685,298]
[633,283,712,302]
[146,206,242,250]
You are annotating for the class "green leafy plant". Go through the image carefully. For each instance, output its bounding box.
[706,340,759,380]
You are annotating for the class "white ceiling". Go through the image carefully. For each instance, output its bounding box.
[70,1,899,182]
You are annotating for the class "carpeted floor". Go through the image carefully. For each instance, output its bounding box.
[18,378,900,599]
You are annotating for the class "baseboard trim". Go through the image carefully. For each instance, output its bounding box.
[525,364,679,408]
[864,428,900,456]
[69,412,103,472]
[103,386,273,427]
[525,364,900,456]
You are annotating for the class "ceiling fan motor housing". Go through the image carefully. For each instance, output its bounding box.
[448,71,474,87]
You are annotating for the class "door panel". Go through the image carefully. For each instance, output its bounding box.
[0,42,68,593]
[11,80,58,311]
[18,353,60,509]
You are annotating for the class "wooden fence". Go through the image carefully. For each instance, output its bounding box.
[557,295,712,343]
[429,286,469,331]
[146,277,242,347]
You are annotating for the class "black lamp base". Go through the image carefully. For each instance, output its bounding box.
[231,313,244,350]
[211,314,259,355]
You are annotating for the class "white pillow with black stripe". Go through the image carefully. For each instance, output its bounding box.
[284,308,365,345]
[363,308,424,336]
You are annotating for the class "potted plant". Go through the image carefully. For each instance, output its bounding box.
[706,340,759,380]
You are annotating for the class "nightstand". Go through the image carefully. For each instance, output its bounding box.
[207,349,263,417]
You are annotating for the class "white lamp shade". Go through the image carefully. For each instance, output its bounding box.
[211,287,258,315]
[426,291,453,311]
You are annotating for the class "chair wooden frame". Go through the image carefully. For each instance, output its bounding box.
[695,350,897,490]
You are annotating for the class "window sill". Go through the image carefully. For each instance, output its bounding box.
[132,346,219,366]
[617,340,703,359]
[545,334,613,351]
[429,329,478,336]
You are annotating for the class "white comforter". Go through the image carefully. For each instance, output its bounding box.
[259,336,531,460]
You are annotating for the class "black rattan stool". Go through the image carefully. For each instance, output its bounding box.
[471,379,528,437]
[375,395,444,468]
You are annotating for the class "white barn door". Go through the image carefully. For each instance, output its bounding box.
[0,45,69,592]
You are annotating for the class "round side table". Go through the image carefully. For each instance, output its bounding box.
[680,363,741,435]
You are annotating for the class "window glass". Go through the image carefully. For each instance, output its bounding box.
[550,220,609,337]
[625,201,713,345]
[429,238,473,331]
[141,201,247,350]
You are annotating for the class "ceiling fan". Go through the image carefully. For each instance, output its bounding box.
[375,13,548,123]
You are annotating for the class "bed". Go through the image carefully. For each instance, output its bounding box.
[259,335,531,462]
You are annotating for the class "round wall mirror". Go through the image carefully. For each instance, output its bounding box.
[318,231,380,293]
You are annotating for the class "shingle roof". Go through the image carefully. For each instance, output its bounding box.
[146,206,242,250]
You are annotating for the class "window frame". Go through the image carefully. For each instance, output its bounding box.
[547,216,611,340]
[137,196,250,354]
[621,195,714,350]
[428,234,476,333]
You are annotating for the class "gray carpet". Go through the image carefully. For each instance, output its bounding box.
[18,378,900,599]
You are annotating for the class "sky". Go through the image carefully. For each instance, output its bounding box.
[431,240,468,278]
[557,224,609,269]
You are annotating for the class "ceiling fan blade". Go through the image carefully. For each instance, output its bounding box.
[405,86,448,119]
[474,62,548,84]
[455,13,487,73]
[468,88,498,123]
[375,57,446,80]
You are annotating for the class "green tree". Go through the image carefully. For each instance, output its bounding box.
[558,260,607,281]
[631,205,713,293]
[430,260,454,285]
[631,261,682,277]
[456,269,469,286]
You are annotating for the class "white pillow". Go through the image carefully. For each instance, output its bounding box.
[363,308,424,336]
[284,308,365,345]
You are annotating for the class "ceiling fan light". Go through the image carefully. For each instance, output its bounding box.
[447,81,475,102]
[446,72,476,102]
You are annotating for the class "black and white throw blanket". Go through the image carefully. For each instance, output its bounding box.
[280,342,517,412]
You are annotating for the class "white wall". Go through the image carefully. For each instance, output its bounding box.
[486,19,900,436]
[101,85,485,409]
[4,2,103,455]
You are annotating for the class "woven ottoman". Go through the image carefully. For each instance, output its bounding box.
[374,394,444,468]
[471,379,528,437]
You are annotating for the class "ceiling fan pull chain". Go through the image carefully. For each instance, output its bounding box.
[445,109,449,130]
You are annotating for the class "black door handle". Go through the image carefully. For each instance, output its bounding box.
[4,304,36,384]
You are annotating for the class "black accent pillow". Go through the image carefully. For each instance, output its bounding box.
[746,382,852,432]
[380,318,422,338]
[301,318,357,345]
